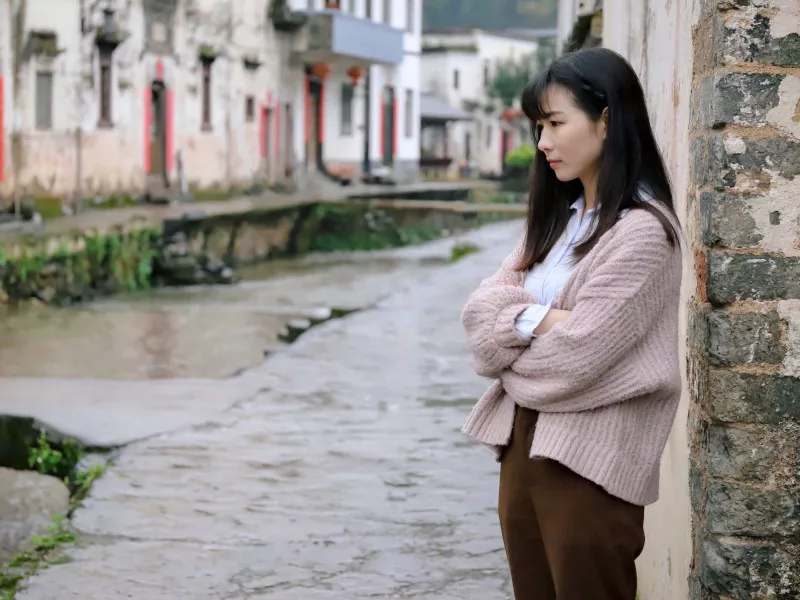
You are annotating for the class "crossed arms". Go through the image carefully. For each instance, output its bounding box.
[461,216,679,413]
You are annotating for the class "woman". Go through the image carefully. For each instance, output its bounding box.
[460,48,683,600]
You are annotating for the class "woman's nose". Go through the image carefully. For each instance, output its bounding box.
[537,134,553,153]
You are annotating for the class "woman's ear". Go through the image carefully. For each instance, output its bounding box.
[600,107,609,140]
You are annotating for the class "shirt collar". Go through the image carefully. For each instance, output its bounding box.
[570,195,587,213]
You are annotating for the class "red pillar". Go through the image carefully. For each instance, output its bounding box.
[392,92,398,157]
[0,76,5,182]
[166,89,174,173]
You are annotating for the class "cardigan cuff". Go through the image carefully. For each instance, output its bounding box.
[493,302,534,347]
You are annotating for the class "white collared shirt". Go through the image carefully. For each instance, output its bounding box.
[514,195,597,341]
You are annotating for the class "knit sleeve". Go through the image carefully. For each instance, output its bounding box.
[460,236,533,378]
[501,213,681,411]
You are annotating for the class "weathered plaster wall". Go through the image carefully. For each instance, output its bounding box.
[601,0,697,597]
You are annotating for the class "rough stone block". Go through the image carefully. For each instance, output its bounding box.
[696,73,783,128]
[706,479,799,537]
[691,133,800,192]
[718,9,800,68]
[690,135,726,188]
[699,191,762,248]
[697,535,799,600]
[689,456,707,517]
[721,137,800,191]
[707,309,785,365]
[707,250,800,304]
[707,369,800,423]
[0,467,70,563]
[707,424,796,482]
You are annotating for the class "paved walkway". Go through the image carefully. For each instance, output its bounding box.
[16,220,524,599]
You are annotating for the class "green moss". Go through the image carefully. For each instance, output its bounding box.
[191,187,238,202]
[0,228,158,305]
[448,241,481,262]
[90,195,140,210]
[30,197,63,220]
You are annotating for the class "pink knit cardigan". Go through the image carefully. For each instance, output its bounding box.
[461,209,682,505]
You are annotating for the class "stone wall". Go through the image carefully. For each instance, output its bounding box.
[688,0,800,598]
[0,201,518,306]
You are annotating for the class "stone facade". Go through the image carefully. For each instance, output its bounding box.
[689,0,800,598]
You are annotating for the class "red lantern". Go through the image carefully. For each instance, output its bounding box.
[347,66,363,86]
[311,62,331,79]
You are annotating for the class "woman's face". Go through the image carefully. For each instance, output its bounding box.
[535,84,607,184]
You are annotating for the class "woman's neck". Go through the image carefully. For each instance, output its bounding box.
[580,175,598,214]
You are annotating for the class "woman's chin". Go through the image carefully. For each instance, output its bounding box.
[553,171,574,182]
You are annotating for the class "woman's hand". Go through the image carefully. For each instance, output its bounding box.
[533,309,572,336]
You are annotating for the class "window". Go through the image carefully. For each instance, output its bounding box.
[245,96,255,122]
[99,49,113,126]
[340,83,354,135]
[405,0,414,32]
[404,89,413,138]
[202,62,212,130]
[35,71,53,130]
[486,124,492,148]
[365,0,372,18]
[453,69,459,90]
[307,0,314,8]
[348,0,355,11]
[483,60,490,86]
[383,0,391,24]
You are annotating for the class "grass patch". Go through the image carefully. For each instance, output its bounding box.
[0,515,77,600]
[448,241,481,263]
[0,434,113,599]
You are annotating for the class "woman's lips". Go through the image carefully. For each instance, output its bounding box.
[548,160,561,169]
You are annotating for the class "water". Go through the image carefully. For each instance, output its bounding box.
[0,250,449,380]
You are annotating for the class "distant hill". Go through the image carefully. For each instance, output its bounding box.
[423,0,557,31]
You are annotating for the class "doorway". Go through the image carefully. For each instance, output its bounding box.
[149,81,167,185]
[306,80,323,171]
[284,102,294,179]
[382,86,395,167]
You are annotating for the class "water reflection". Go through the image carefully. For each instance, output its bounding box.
[0,254,443,380]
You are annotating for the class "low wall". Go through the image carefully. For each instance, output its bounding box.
[0,201,520,307]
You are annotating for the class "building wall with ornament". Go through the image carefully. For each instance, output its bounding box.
[0,0,424,207]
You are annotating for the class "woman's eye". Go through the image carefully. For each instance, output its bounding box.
[550,121,561,127]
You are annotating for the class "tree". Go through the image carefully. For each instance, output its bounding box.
[486,54,537,108]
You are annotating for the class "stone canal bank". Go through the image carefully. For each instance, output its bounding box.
[4,220,525,599]
[0,183,520,307]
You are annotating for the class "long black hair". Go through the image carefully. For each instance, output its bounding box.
[516,47,680,271]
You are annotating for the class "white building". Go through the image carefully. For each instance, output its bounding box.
[0,0,422,207]
[287,0,422,183]
[420,28,548,177]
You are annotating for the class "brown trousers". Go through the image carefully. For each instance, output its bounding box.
[498,406,645,600]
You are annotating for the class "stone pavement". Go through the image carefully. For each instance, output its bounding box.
[16,220,525,599]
